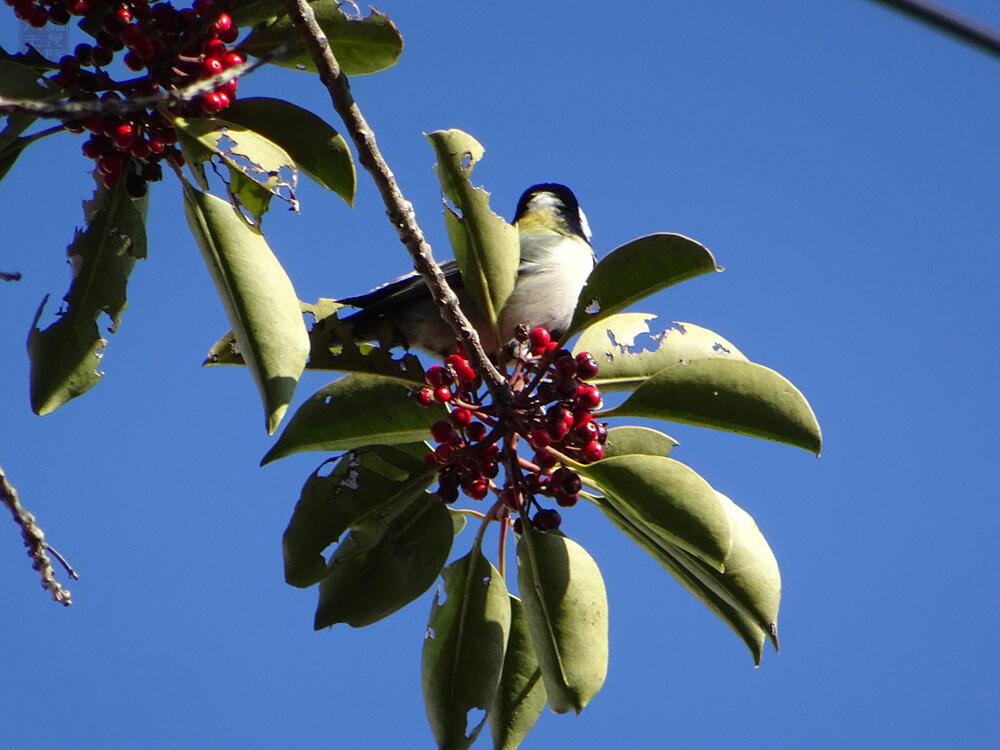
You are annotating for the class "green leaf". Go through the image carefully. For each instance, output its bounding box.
[427,129,519,344]
[282,444,436,588]
[262,374,446,463]
[239,3,403,76]
[205,299,427,383]
[174,115,298,222]
[572,314,747,392]
[0,58,51,98]
[576,454,731,570]
[0,136,31,183]
[489,595,546,750]
[601,425,678,459]
[28,177,147,415]
[605,358,823,454]
[567,234,720,337]
[315,491,454,628]
[517,528,608,715]
[590,494,768,665]
[423,550,511,750]
[229,0,284,27]
[222,97,355,205]
[183,183,309,434]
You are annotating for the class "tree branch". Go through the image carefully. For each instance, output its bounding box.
[1,464,75,606]
[868,0,1000,59]
[281,0,511,403]
[0,48,281,120]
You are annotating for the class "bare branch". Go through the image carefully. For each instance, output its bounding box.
[868,0,1000,59]
[280,0,511,404]
[1,464,74,606]
[1,271,22,282]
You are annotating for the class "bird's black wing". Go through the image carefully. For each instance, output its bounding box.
[339,260,463,316]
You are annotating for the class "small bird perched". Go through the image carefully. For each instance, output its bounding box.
[339,183,596,357]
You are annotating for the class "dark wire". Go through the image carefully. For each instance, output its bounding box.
[869,0,1000,59]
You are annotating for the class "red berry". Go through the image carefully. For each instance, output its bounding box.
[81,138,102,159]
[425,365,453,388]
[415,387,434,407]
[450,407,473,427]
[147,137,166,154]
[581,441,604,462]
[466,422,487,442]
[97,152,124,176]
[201,92,224,114]
[430,420,459,445]
[129,139,151,159]
[533,450,558,470]
[115,7,131,23]
[555,491,578,507]
[219,24,239,43]
[554,352,577,378]
[204,38,227,57]
[202,57,224,77]
[433,386,452,403]
[214,91,231,110]
[213,12,232,32]
[463,478,489,501]
[193,0,215,15]
[575,352,599,379]
[552,467,582,495]
[532,509,562,531]
[576,384,602,410]
[223,52,244,69]
[529,429,552,449]
[528,326,550,352]
[432,444,455,464]
[112,123,135,150]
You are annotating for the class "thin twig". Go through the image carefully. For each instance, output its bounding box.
[281,0,511,405]
[868,0,1000,59]
[0,464,74,606]
[1,271,22,281]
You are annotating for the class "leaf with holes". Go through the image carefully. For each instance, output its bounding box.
[28,177,147,415]
[223,97,355,205]
[567,234,720,337]
[206,299,427,384]
[423,549,511,749]
[262,374,446,463]
[576,454,731,570]
[573,314,747,392]
[517,528,608,715]
[240,3,403,76]
[183,184,308,434]
[173,115,298,223]
[314,491,454,628]
[489,595,547,750]
[283,443,436,588]
[428,129,519,343]
[604,358,823,454]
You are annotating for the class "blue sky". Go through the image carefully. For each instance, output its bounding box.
[2,1,998,747]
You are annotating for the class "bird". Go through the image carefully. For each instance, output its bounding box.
[338,183,596,357]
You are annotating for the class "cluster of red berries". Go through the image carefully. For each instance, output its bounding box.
[14,0,244,196]
[415,326,608,533]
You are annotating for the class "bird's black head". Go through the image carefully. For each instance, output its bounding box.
[514,183,592,242]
